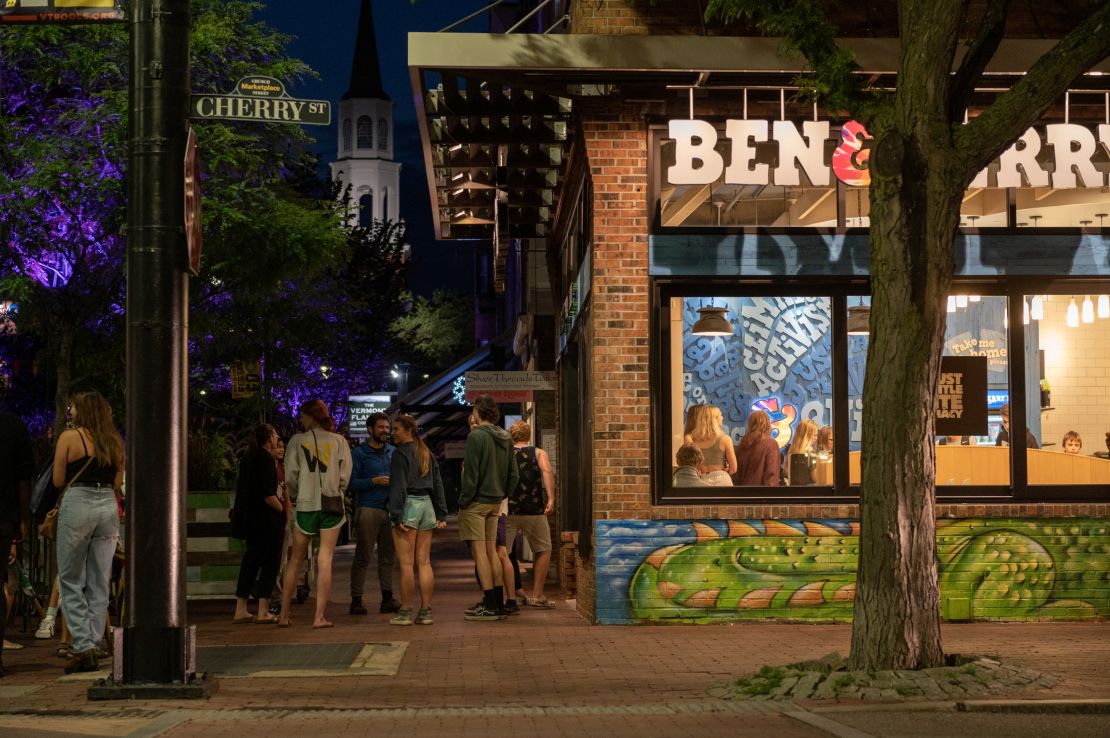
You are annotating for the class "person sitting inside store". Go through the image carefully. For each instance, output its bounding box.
[733,410,781,486]
[994,404,1039,449]
[1061,430,1082,455]
[784,419,818,486]
[672,444,709,487]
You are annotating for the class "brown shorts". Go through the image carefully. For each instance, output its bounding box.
[457,502,501,542]
[506,514,552,554]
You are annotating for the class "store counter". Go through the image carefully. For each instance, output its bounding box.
[846,445,1110,485]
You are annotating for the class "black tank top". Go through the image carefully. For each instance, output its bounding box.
[66,430,118,486]
[510,446,546,515]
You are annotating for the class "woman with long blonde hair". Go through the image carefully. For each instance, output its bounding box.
[733,409,781,486]
[682,404,737,485]
[51,390,124,674]
[784,419,818,485]
[387,414,447,625]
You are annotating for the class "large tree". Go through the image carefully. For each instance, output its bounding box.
[708,0,1110,669]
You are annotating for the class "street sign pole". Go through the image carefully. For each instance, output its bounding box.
[90,0,214,698]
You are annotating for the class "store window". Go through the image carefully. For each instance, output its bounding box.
[669,296,834,489]
[1024,293,1110,484]
[846,294,1011,486]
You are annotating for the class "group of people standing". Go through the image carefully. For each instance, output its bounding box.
[231,393,556,629]
[674,403,833,488]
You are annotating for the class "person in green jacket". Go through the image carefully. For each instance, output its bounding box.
[459,395,518,621]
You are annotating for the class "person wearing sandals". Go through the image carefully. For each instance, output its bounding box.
[232,424,287,625]
[277,399,351,629]
[506,421,557,610]
[52,390,124,674]
[386,414,447,626]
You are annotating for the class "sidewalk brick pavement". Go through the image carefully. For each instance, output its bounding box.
[1,523,1106,737]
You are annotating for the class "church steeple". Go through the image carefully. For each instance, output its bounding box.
[342,0,389,101]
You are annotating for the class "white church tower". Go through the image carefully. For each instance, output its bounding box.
[330,0,400,227]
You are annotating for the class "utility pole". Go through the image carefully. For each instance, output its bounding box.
[91,0,213,698]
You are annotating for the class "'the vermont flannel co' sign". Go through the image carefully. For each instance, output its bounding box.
[666,119,1110,189]
[0,0,123,23]
[934,356,988,436]
[190,76,331,126]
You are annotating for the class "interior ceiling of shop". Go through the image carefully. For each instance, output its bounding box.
[411,33,1110,241]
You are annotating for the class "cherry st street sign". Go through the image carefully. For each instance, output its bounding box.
[0,0,124,23]
[190,75,331,126]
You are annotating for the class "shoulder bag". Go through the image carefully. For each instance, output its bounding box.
[39,457,94,540]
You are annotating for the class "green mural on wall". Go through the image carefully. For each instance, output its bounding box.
[628,518,1110,623]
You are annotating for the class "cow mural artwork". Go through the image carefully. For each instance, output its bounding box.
[594,518,1110,624]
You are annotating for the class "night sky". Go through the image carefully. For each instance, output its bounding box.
[256,0,491,297]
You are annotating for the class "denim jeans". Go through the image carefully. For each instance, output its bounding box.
[57,484,119,654]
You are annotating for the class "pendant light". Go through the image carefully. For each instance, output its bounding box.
[691,306,733,336]
[1082,295,1095,323]
[1031,295,1044,321]
[955,295,968,308]
[1099,294,1110,319]
[1066,298,1080,328]
[1023,298,1030,325]
[847,298,871,335]
[946,296,956,313]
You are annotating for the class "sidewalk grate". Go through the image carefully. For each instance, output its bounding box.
[197,641,407,677]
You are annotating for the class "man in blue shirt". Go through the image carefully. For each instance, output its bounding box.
[348,412,400,614]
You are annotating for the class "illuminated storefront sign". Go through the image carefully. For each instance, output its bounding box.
[667,119,1110,189]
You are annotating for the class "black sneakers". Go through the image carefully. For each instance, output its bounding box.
[349,598,368,615]
[463,604,503,621]
[379,598,402,614]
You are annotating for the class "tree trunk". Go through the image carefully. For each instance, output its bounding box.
[848,0,967,671]
[52,324,75,439]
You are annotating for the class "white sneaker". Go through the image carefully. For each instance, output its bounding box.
[35,618,56,639]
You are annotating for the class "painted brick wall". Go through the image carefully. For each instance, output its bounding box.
[580,102,653,522]
[576,552,597,623]
[595,507,1110,624]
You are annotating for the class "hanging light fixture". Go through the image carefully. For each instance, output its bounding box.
[946,296,957,313]
[1066,298,1080,328]
[1031,295,1044,321]
[1023,298,1030,325]
[847,298,870,335]
[691,305,733,336]
[955,294,968,308]
[1099,294,1110,319]
[1082,295,1095,323]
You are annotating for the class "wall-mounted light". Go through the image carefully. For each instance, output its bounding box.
[1099,294,1110,319]
[1082,295,1095,323]
[691,306,733,336]
[1066,298,1080,328]
[1031,295,1044,321]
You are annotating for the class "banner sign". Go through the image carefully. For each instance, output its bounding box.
[230,361,262,400]
[666,119,1110,189]
[190,75,331,126]
[465,371,556,392]
[934,356,988,436]
[1,0,124,23]
[347,394,392,439]
[464,389,533,404]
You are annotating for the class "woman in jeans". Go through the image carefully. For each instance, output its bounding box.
[232,424,287,624]
[387,414,447,625]
[52,390,124,674]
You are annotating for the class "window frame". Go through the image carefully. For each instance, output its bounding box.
[651,277,1108,505]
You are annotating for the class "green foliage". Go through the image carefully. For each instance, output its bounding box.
[704,0,889,122]
[390,289,476,368]
[733,665,786,696]
[187,429,237,491]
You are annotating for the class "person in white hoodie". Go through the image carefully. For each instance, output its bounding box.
[277,399,351,629]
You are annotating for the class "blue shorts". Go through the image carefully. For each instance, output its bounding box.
[401,495,437,532]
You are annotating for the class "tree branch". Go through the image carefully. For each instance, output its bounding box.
[947,0,1013,119]
[955,1,1110,175]
[705,0,876,117]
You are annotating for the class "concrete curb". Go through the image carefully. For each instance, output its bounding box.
[957,699,1110,714]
